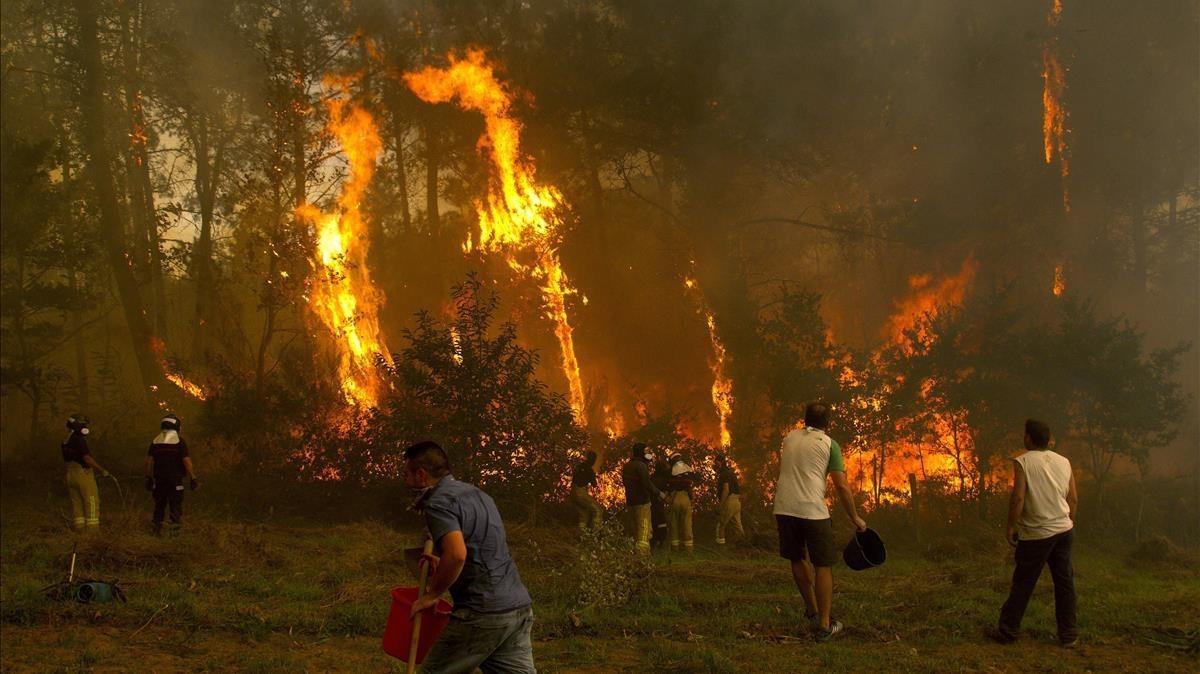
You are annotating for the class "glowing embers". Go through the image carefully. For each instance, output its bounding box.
[297,83,392,408]
[404,49,587,424]
[1042,0,1070,210]
[1053,263,1066,297]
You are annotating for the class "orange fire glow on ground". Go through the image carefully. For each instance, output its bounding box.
[297,79,392,408]
[1042,0,1070,210]
[404,49,588,424]
[684,275,734,448]
[1053,263,1066,296]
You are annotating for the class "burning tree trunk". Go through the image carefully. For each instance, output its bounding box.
[73,0,163,397]
[118,0,167,338]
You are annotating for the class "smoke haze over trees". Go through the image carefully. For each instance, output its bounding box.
[1,0,1196,535]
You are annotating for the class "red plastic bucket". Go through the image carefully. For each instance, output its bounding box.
[382,586,453,664]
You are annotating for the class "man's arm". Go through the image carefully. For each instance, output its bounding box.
[82,454,109,476]
[1066,472,1078,522]
[1006,460,1026,546]
[412,530,467,616]
[830,471,867,531]
[183,457,197,480]
[640,461,663,499]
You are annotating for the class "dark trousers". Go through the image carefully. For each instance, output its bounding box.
[999,528,1077,641]
[153,485,184,532]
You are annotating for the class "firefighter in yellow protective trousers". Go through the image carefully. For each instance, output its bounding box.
[61,414,111,531]
[666,453,695,553]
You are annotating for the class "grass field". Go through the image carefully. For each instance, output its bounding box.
[1,494,1197,673]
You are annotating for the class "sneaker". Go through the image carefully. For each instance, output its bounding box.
[815,620,843,642]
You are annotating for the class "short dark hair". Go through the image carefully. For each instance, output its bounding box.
[1024,419,1051,449]
[583,450,597,463]
[804,402,830,430]
[404,440,451,478]
[630,442,648,459]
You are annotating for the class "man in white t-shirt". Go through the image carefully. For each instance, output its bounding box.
[993,419,1079,647]
[773,402,867,641]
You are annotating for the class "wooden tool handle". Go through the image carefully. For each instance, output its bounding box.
[407,538,435,674]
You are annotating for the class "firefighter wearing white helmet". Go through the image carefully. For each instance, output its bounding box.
[144,414,198,535]
[61,414,111,531]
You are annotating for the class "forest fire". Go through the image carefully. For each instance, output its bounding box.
[839,258,983,506]
[404,50,589,425]
[883,256,978,352]
[1042,0,1070,210]
[297,82,392,408]
[1053,263,1066,296]
[149,337,206,400]
[684,275,734,448]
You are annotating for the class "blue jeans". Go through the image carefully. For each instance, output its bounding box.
[420,605,535,674]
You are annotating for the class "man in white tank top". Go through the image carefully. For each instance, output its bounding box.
[992,419,1079,647]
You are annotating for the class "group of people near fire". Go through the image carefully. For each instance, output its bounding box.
[394,403,1078,672]
[570,441,745,552]
[59,412,199,536]
[60,401,1078,672]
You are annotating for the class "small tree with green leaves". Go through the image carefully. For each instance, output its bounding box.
[1040,299,1189,513]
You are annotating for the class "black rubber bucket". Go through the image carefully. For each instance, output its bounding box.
[843,528,886,570]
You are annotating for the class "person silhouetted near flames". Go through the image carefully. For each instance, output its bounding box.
[621,442,664,553]
[570,449,604,531]
[61,414,112,532]
[715,453,745,545]
[774,402,867,641]
[145,414,198,535]
[666,453,695,553]
[990,419,1079,648]
[651,456,671,548]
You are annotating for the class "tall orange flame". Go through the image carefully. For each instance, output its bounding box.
[1042,0,1070,210]
[684,274,734,447]
[298,82,392,408]
[403,49,587,424]
[883,256,978,354]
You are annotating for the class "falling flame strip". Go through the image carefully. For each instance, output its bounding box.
[1052,263,1066,297]
[298,81,392,408]
[404,49,588,424]
[684,275,733,448]
[1042,0,1070,211]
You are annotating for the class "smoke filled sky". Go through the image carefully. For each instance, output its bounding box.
[1,0,1196,481]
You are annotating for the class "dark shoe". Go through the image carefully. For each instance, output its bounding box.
[814,621,843,642]
[985,626,1017,644]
